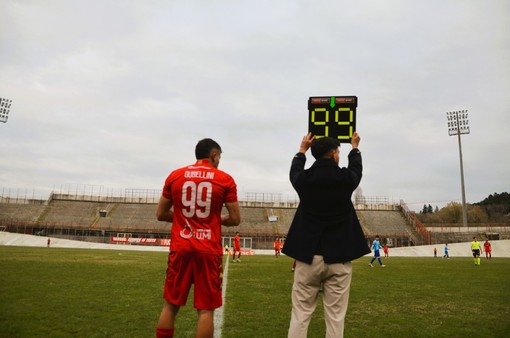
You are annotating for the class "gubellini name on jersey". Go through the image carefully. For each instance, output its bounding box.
[184,170,215,179]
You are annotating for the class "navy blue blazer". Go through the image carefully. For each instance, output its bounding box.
[282,149,370,264]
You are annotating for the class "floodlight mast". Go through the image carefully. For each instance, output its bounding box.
[446,110,470,227]
[0,98,13,123]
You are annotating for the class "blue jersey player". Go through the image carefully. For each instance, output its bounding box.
[369,235,386,268]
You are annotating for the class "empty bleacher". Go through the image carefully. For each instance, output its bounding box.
[11,193,500,248]
[358,209,423,246]
[41,200,101,227]
[0,202,47,224]
[96,203,168,231]
[1,195,420,247]
[358,210,412,236]
[225,207,295,237]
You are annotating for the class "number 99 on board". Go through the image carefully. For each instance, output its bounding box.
[308,96,357,143]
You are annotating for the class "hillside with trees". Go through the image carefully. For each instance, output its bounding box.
[416,192,510,225]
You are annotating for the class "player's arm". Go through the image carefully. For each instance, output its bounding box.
[222,201,241,227]
[156,196,174,222]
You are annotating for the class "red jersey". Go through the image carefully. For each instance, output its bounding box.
[484,241,492,252]
[274,240,281,251]
[233,234,240,249]
[162,161,238,255]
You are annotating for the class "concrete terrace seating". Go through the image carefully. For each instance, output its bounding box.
[228,207,296,236]
[36,200,167,231]
[96,203,168,230]
[2,198,417,241]
[7,196,510,248]
[41,200,102,227]
[0,203,47,224]
[358,210,411,236]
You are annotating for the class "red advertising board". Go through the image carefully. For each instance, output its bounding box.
[160,238,171,246]
[110,237,158,244]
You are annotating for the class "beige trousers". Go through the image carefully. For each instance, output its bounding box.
[288,256,352,338]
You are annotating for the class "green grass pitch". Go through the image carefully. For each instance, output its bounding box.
[1,247,509,337]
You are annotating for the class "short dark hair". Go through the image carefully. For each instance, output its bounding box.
[310,137,340,159]
[195,138,222,159]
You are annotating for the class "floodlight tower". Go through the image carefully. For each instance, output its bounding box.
[0,97,13,123]
[446,110,470,227]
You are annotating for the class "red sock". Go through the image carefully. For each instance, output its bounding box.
[156,328,174,338]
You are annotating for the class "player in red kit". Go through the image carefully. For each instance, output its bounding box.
[233,231,241,262]
[484,240,492,259]
[155,138,241,338]
[274,238,281,257]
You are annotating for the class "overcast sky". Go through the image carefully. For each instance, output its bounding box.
[1,0,509,211]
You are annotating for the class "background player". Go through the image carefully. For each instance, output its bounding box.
[155,138,241,338]
[484,240,492,260]
[443,243,449,258]
[274,237,281,257]
[369,235,386,268]
[233,231,241,262]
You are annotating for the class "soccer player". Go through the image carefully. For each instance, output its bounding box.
[274,238,281,257]
[383,243,389,257]
[369,235,386,268]
[155,138,241,338]
[233,231,241,262]
[471,236,482,266]
[283,132,370,338]
[443,243,449,258]
[484,240,492,260]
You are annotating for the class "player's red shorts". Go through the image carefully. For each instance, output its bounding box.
[163,251,223,310]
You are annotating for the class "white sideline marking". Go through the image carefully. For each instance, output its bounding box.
[214,256,229,338]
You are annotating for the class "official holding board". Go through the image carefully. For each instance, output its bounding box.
[283,95,369,338]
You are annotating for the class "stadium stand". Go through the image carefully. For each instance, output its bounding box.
[2,192,510,249]
[358,210,423,246]
[0,200,47,224]
[96,203,169,230]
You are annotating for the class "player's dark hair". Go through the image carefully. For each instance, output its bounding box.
[310,137,340,160]
[195,138,222,159]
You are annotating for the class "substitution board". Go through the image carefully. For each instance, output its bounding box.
[308,96,357,142]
